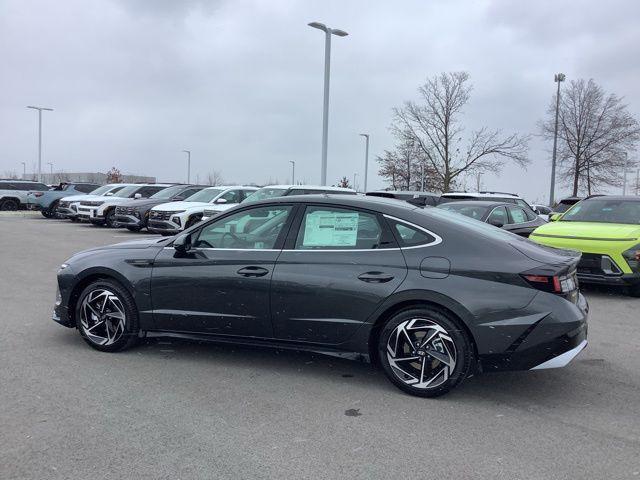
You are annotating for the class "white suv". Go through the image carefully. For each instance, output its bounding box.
[201,184,357,221]
[148,185,258,235]
[78,184,172,227]
[439,191,535,211]
[58,184,133,221]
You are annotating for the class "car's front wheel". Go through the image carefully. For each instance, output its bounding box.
[378,307,474,397]
[76,279,140,352]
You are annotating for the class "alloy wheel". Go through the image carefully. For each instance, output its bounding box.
[386,318,457,389]
[79,289,127,346]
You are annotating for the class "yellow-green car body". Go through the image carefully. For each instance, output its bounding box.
[530,196,640,295]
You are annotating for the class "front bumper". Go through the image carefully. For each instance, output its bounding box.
[148,219,183,234]
[114,213,143,228]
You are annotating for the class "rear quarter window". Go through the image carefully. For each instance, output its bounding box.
[387,218,437,247]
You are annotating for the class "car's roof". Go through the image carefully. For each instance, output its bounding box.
[558,196,583,202]
[438,200,513,208]
[246,193,418,211]
[366,190,440,196]
[442,191,521,198]
[583,195,640,202]
[259,184,356,192]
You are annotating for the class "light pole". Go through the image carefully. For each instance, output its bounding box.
[353,172,358,192]
[359,133,369,192]
[622,152,629,195]
[308,21,348,186]
[47,162,53,180]
[20,162,26,179]
[549,73,565,206]
[26,105,54,183]
[182,150,191,183]
[289,160,296,185]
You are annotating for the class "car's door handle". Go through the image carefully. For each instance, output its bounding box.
[358,272,395,283]
[236,266,270,277]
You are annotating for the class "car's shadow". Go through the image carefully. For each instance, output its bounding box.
[580,283,636,300]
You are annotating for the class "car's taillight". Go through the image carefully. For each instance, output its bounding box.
[522,272,577,294]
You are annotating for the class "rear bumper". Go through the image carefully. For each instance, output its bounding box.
[577,272,640,287]
[479,292,588,372]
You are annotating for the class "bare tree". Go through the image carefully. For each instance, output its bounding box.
[389,72,529,192]
[3,170,18,179]
[206,170,224,186]
[377,132,441,191]
[336,176,351,188]
[540,78,640,196]
[106,167,123,183]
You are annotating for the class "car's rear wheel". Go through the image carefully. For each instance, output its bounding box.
[0,198,19,211]
[126,226,141,232]
[76,279,140,352]
[378,307,474,397]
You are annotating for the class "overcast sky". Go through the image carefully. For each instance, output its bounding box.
[1,0,639,202]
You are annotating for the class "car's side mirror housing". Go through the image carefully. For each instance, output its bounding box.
[134,193,142,199]
[173,232,192,253]
[488,219,505,228]
[550,213,561,222]
[105,192,113,196]
[215,198,228,204]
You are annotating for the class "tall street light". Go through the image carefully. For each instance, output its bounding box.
[182,150,191,183]
[549,73,565,206]
[308,21,348,186]
[289,160,296,185]
[20,162,26,179]
[26,105,54,183]
[353,172,358,192]
[359,133,370,192]
[47,162,53,177]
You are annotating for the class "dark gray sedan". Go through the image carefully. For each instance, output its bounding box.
[437,200,546,237]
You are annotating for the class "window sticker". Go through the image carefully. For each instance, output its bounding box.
[303,211,359,247]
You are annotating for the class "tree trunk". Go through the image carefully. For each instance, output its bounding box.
[572,155,580,196]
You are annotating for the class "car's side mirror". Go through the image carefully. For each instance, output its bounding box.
[550,214,561,222]
[488,219,505,228]
[134,193,142,199]
[105,192,114,196]
[173,232,192,253]
[172,196,185,201]
[215,198,228,204]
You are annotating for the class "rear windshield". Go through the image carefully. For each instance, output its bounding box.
[560,199,640,224]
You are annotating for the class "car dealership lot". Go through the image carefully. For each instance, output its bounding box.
[1,215,640,479]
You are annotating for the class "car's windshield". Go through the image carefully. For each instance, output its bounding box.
[112,185,140,198]
[437,203,488,220]
[244,187,288,202]
[90,184,117,196]
[560,199,640,224]
[184,188,223,203]
[150,185,183,199]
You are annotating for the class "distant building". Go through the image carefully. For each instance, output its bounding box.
[22,172,156,184]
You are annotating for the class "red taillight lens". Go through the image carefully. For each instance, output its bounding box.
[522,272,577,294]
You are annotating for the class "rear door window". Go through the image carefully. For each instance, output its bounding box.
[487,206,508,225]
[507,206,528,224]
[294,206,385,250]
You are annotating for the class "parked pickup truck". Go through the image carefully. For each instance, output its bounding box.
[26,182,101,218]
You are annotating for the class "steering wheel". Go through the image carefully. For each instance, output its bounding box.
[222,231,250,248]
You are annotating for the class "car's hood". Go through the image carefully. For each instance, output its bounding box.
[117,198,168,209]
[152,201,209,211]
[98,197,133,206]
[531,221,640,241]
[60,194,115,203]
[72,237,170,257]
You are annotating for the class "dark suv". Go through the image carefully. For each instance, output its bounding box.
[114,184,208,231]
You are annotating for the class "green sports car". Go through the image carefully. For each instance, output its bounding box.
[530,195,640,296]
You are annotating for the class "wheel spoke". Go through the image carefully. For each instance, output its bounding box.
[79,288,127,346]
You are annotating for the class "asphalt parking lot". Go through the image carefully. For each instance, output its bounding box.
[1,213,639,480]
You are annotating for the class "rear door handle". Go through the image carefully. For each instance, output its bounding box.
[358,271,395,283]
[236,266,270,277]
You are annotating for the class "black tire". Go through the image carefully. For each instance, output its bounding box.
[70,217,80,222]
[41,209,53,218]
[377,307,474,398]
[0,198,19,211]
[126,226,142,232]
[104,209,117,228]
[628,284,640,298]
[75,279,140,352]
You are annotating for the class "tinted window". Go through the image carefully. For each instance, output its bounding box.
[560,199,640,224]
[75,184,100,193]
[507,206,528,224]
[555,201,579,213]
[195,206,292,249]
[438,203,487,220]
[0,182,15,190]
[220,189,241,204]
[295,206,383,250]
[388,219,436,247]
[138,186,165,197]
[176,187,202,199]
[487,206,508,225]
[150,185,185,200]
[516,199,532,209]
[185,188,224,203]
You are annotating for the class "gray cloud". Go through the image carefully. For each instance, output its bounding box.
[1,0,638,201]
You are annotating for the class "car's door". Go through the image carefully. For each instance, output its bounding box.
[270,204,408,344]
[150,204,295,337]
